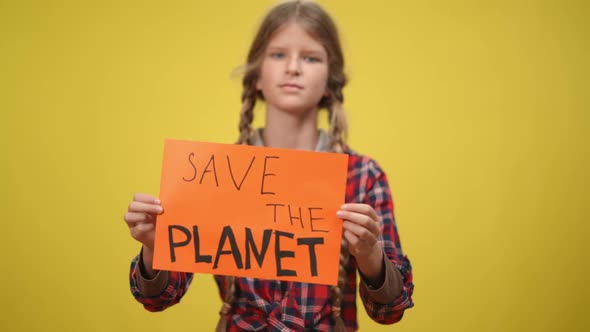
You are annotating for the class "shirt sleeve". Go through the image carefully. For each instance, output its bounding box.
[358,161,414,324]
[129,248,194,312]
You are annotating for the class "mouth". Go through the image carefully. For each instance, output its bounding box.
[279,83,303,90]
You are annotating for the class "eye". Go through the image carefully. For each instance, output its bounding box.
[270,52,285,59]
[303,56,320,63]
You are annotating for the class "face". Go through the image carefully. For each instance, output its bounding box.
[256,22,329,116]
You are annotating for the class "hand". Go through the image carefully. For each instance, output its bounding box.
[124,193,163,250]
[337,203,384,284]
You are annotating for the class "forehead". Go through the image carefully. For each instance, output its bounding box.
[266,22,326,53]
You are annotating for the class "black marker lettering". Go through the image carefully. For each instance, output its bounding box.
[309,207,328,233]
[297,237,324,276]
[288,204,304,228]
[274,230,296,277]
[261,156,279,195]
[213,226,243,269]
[244,228,272,269]
[199,154,219,187]
[182,152,197,182]
[192,225,212,263]
[227,155,255,190]
[168,225,191,262]
[266,203,285,223]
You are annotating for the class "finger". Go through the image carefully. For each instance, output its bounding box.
[343,220,378,242]
[343,230,361,255]
[130,223,155,244]
[134,222,155,234]
[340,203,379,222]
[128,201,163,214]
[337,210,380,236]
[343,229,358,247]
[124,212,155,224]
[133,193,161,205]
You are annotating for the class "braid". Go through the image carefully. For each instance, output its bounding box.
[215,276,236,332]
[327,92,348,153]
[331,238,349,331]
[327,87,349,330]
[236,83,258,145]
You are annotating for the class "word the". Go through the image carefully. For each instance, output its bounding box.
[266,203,329,232]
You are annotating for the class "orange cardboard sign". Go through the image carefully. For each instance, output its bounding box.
[153,139,349,286]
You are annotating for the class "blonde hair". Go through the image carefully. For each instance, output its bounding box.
[236,0,348,153]
[220,1,350,331]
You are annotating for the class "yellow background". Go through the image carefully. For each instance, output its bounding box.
[1,0,588,331]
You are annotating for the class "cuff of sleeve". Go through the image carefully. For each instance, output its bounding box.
[135,248,169,297]
[360,254,403,304]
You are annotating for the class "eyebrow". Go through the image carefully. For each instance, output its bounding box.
[266,46,326,56]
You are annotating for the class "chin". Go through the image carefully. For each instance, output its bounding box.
[279,105,318,116]
[268,100,321,116]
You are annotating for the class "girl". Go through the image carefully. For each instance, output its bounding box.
[124,1,414,331]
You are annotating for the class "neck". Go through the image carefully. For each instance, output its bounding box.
[263,107,319,150]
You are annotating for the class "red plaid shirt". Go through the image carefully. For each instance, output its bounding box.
[130,148,414,331]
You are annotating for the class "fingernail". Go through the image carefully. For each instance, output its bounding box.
[336,210,344,217]
[155,199,161,204]
[156,206,163,213]
[341,204,348,209]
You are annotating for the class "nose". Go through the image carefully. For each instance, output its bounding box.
[286,55,301,76]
